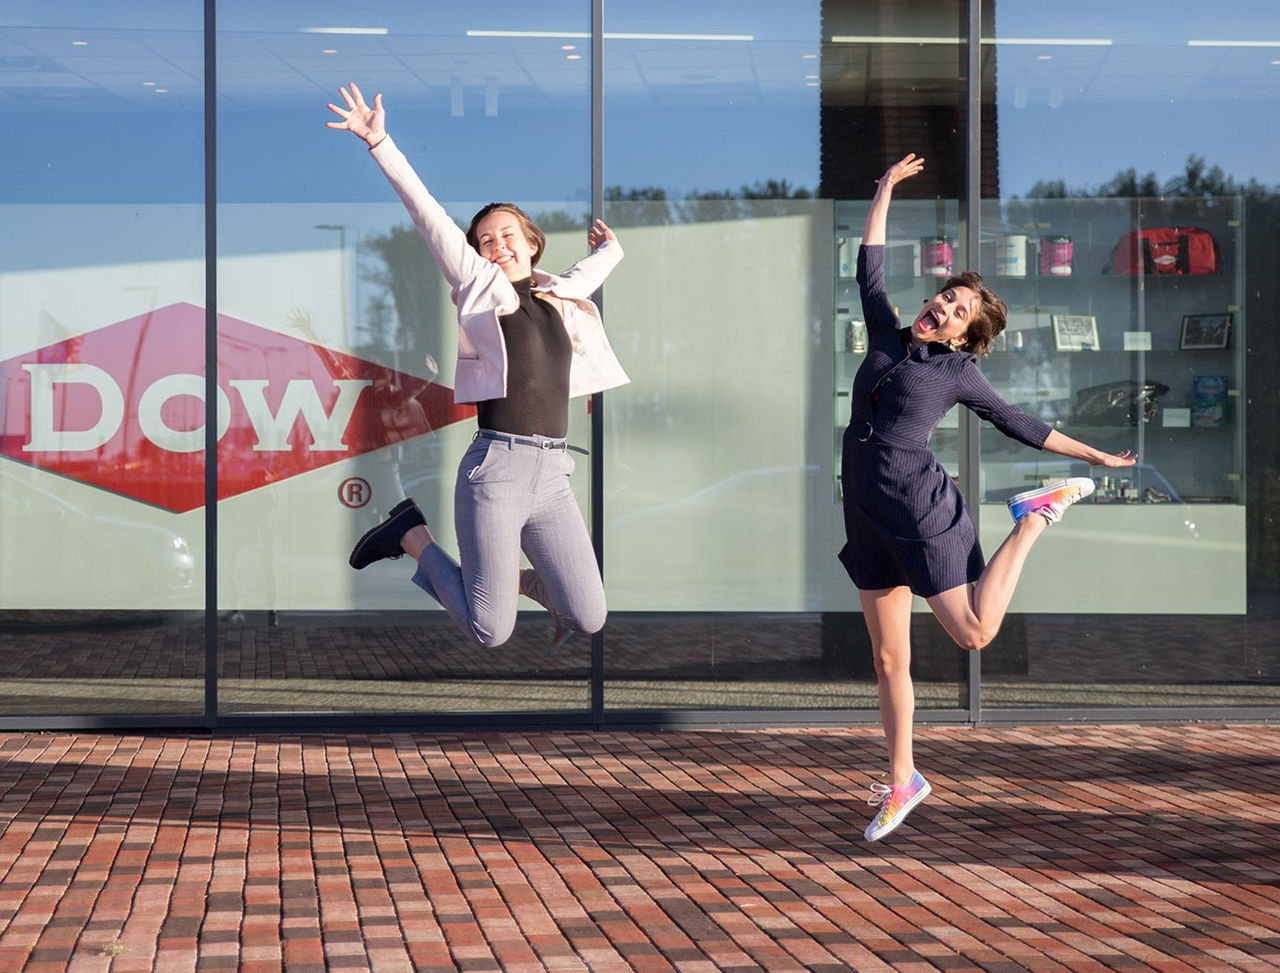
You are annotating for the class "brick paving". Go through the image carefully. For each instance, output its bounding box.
[0,724,1278,972]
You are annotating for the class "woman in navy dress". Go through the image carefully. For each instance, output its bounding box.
[843,154,1136,842]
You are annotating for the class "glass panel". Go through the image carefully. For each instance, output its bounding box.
[980,4,1280,707]
[214,2,594,716]
[600,1,968,712]
[0,4,206,717]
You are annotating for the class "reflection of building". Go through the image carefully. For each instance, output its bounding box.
[819,0,999,202]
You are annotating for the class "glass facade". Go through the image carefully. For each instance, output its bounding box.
[0,1,1276,728]
[973,5,1275,711]
[212,1,596,717]
[0,3,206,718]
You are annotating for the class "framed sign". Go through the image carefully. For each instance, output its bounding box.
[1051,314,1099,352]
[1180,313,1232,350]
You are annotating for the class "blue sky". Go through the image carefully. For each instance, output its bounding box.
[2,1,1278,203]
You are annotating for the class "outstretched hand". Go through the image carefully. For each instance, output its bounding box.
[879,153,925,189]
[326,82,385,146]
[1096,449,1138,469]
[587,219,616,249]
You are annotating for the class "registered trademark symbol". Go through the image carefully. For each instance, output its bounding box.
[338,477,372,508]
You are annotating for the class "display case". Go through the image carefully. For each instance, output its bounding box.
[833,196,1247,510]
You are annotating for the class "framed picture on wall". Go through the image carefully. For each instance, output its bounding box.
[1051,314,1099,352]
[1180,313,1232,350]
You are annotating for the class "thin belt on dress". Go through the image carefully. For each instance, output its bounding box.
[847,419,923,450]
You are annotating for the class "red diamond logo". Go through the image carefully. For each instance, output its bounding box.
[0,302,474,512]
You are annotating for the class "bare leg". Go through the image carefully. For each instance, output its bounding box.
[926,514,1047,651]
[859,586,916,788]
[399,524,433,560]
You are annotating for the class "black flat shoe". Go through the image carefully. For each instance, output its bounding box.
[348,498,426,570]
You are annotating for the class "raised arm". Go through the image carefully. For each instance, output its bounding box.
[326,83,491,293]
[856,155,923,336]
[863,154,925,245]
[957,366,1137,467]
[553,219,624,298]
[587,219,615,250]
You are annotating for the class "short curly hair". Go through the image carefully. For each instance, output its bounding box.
[466,202,546,268]
[938,271,1007,358]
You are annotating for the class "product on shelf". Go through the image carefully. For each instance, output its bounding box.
[1069,380,1169,426]
[920,237,954,277]
[1110,226,1221,275]
[994,234,1028,277]
[1038,235,1073,276]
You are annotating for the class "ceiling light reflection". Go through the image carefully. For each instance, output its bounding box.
[1188,39,1280,47]
[466,30,753,41]
[303,27,388,35]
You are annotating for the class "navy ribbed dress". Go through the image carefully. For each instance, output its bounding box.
[838,245,1052,597]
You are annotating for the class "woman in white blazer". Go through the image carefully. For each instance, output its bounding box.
[331,83,628,648]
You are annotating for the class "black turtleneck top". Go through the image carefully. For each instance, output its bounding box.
[476,277,572,438]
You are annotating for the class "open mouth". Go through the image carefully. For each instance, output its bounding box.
[916,308,940,334]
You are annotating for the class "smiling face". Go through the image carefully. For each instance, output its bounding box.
[472,209,541,281]
[911,285,981,350]
[476,208,540,279]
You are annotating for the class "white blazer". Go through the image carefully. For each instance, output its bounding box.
[369,136,631,405]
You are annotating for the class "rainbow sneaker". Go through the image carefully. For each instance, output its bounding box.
[1007,476,1095,525]
[864,771,932,842]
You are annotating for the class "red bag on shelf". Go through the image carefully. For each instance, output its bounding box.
[1111,226,1221,275]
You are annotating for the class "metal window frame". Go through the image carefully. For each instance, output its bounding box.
[203,0,219,730]
[963,0,984,724]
